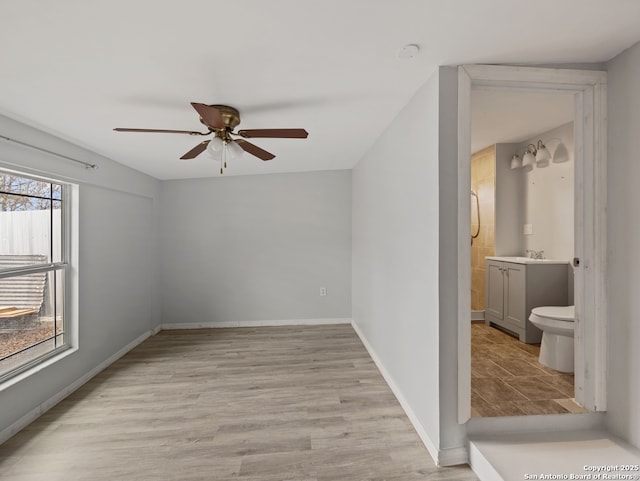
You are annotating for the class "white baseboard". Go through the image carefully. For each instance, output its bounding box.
[468,440,504,481]
[471,310,485,321]
[350,320,465,466]
[161,318,352,330]
[0,329,153,446]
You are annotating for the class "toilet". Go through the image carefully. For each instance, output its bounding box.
[528,305,575,373]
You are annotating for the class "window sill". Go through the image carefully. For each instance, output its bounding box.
[0,346,77,393]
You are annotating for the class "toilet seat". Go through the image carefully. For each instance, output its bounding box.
[531,305,575,322]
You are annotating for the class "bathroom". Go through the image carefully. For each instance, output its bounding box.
[469,89,582,417]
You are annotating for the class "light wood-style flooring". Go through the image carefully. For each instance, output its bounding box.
[0,325,478,480]
[471,322,586,417]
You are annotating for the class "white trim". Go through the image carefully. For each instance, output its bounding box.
[351,321,466,467]
[573,90,587,406]
[467,411,605,437]
[471,311,485,321]
[457,64,608,423]
[160,318,352,330]
[592,80,608,411]
[468,440,504,481]
[462,64,607,88]
[458,66,473,424]
[0,347,76,394]
[0,329,153,445]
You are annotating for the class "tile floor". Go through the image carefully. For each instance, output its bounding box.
[471,322,587,417]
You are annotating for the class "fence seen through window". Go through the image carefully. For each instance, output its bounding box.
[0,171,67,380]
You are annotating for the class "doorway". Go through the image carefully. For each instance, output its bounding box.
[457,65,608,424]
[469,90,579,417]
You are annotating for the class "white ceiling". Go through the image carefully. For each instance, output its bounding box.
[0,0,639,180]
[471,90,574,153]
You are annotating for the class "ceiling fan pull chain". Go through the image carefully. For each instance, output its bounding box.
[220,141,226,174]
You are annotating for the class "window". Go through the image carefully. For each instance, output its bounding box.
[0,170,69,381]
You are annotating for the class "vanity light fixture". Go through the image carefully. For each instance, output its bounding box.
[510,153,522,169]
[514,139,551,168]
[522,144,537,167]
[535,140,551,163]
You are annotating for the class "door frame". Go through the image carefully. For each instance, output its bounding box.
[457,65,607,422]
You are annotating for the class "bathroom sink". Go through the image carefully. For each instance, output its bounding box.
[513,257,557,263]
[485,256,570,265]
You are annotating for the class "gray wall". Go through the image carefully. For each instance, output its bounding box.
[0,114,161,435]
[160,170,351,325]
[352,69,444,457]
[606,40,640,448]
[494,142,522,256]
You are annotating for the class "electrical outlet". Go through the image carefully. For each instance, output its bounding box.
[524,224,533,235]
[320,287,327,297]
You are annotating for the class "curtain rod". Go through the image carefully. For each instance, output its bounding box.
[0,134,98,170]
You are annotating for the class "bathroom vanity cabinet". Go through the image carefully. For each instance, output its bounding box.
[485,257,569,343]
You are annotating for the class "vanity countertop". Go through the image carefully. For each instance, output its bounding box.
[485,256,570,265]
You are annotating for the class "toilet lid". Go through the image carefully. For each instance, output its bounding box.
[531,305,575,321]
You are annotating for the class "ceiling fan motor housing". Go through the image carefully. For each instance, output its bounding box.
[199,105,241,131]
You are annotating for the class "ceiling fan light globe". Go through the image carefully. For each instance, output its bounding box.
[227,140,244,161]
[206,136,224,160]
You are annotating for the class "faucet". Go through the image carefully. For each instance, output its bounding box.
[525,249,545,259]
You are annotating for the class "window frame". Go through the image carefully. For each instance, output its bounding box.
[0,171,72,383]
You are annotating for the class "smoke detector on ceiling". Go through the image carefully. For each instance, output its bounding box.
[397,44,420,59]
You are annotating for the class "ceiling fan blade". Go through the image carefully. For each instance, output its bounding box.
[114,128,209,135]
[190,103,225,129]
[235,139,275,161]
[237,128,308,139]
[180,141,209,160]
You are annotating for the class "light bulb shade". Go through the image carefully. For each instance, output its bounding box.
[522,150,536,167]
[510,154,521,169]
[536,144,551,163]
[226,140,244,161]
[206,136,224,160]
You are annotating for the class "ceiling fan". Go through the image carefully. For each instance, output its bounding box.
[114,103,308,173]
